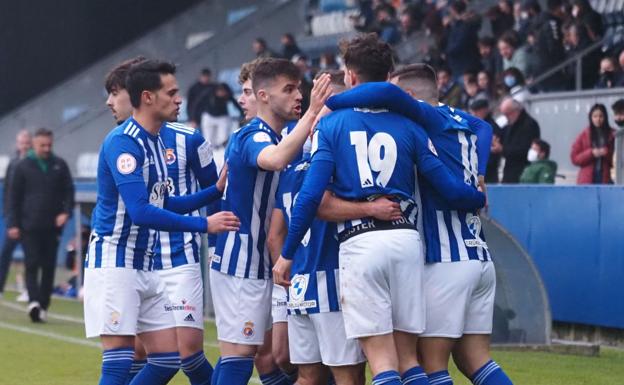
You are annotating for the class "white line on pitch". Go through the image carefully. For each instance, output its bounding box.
[0,320,100,348]
[0,299,84,324]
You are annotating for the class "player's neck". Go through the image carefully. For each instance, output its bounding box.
[256,111,285,135]
[132,111,163,136]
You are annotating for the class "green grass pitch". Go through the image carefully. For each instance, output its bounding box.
[1,291,623,385]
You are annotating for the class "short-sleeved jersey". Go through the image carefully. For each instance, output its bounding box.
[211,117,281,280]
[276,158,341,315]
[87,118,169,270]
[417,106,492,263]
[153,122,218,269]
[312,108,439,235]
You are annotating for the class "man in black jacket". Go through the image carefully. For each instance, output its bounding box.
[6,128,74,322]
[499,97,541,183]
[0,130,31,297]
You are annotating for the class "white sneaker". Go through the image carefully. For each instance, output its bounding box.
[39,309,47,323]
[28,301,41,322]
[16,291,29,303]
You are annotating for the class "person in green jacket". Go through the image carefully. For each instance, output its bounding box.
[519,139,558,183]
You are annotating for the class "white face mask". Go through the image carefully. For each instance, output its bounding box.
[527,148,539,162]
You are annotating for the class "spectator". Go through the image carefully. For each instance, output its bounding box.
[619,50,624,73]
[594,56,624,89]
[195,82,243,148]
[444,0,482,78]
[374,4,402,45]
[280,33,302,60]
[499,97,541,183]
[501,67,530,103]
[399,4,423,39]
[531,0,567,91]
[478,36,503,76]
[460,74,488,109]
[519,139,558,183]
[487,0,516,37]
[319,52,339,70]
[186,68,215,127]
[437,66,463,107]
[6,128,74,322]
[498,30,529,76]
[564,21,601,89]
[478,70,497,100]
[571,103,615,184]
[0,130,31,298]
[515,0,541,42]
[571,0,603,42]
[253,37,276,58]
[293,54,314,113]
[611,98,624,129]
[470,99,503,183]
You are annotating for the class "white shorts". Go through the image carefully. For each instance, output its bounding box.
[84,268,175,338]
[339,229,425,339]
[157,263,204,330]
[209,269,272,345]
[272,284,288,324]
[288,312,365,367]
[421,260,496,338]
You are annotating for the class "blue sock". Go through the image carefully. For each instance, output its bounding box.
[129,352,180,385]
[181,350,214,385]
[471,360,513,385]
[98,347,134,385]
[402,367,430,385]
[259,369,291,385]
[373,370,403,385]
[428,370,453,385]
[126,360,147,384]
[210,357,221,385]
[215,356,254,385]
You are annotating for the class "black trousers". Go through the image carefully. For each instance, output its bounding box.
[21,230,60,310]
[0,237,19,292]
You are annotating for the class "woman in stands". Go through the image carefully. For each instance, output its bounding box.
[571,103,615,184]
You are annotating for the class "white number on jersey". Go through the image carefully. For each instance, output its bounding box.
[349,131,397,188]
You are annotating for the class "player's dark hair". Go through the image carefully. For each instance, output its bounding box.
[34,127,53,138]
[612,98,624,113]
[251,58,301,94]
[390,63,438,102]
[340,33,394,83]
[315,69,345,86]
[104,56,147,93]
[533,138,551,159]
[126,60,177,108]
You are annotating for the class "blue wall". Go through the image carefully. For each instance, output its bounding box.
[487,185,624,329]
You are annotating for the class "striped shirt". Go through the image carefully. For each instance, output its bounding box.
[153,122,218,269]
[211,117,280,280]
[87,118,168,270]
[276,158,341,315]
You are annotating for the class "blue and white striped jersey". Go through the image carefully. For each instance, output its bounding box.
[211,117,281,280]
[276,158,341,315]
[87,118,168,270]
[153,123,218,269]
[418,107,491,263]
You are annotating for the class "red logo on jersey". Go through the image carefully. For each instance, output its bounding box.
[165,149,176,165]
[242,321,255,338]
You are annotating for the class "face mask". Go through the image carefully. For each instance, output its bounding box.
[615,120,624,128]
[527,148,539,162]
[504,75,517,88]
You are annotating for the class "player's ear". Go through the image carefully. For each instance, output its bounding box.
[141,90,154,106]
[257,88,269,103]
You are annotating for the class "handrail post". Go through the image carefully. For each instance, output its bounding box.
[575,56,583,91]
[615,130,624,185]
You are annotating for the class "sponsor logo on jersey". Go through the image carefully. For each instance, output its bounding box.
[184,314,195,322]
[465,214,488,248]
[242,321,255,338]
[116,153,137,174]
[253,132,272,143]
[289,275,308,302]
[165,148,177,165]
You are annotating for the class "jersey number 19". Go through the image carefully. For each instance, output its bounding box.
[350,131,397,188]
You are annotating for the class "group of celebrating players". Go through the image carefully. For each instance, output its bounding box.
[84,33,514,385]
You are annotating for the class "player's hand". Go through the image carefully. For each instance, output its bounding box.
[366,196,403,221]
[307,74,333,116]
[272,256,292,287]
[216,164,228,192]
[7,227,20,240]
[55,213,69,228]
[207,211,240,233]
[477,176,488,215]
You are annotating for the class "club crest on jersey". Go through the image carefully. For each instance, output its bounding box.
[428,139,438,156]
[253,132,272,143]
[242,321,255,338]
[165,149,176,165]
[116,153,137,174]
[289,275,308,301]
[465,215,488,248]
[109,311,121,331]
